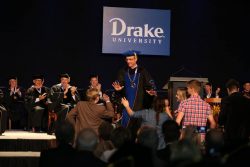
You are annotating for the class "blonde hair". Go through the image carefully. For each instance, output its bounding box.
[86,88,99,102]
[176,87,188,101]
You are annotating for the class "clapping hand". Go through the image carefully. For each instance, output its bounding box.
[71,86,77,95]
[39,93,47,100]
[103,93,110,102]
[215,88,221,94]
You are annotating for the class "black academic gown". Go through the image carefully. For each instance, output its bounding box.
[0,89,8,134]
[4,87,27,129]
[25,86,50,131]
[116,66,156,111]
[50,84,80,122]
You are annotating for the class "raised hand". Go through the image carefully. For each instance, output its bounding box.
[112,81,124,91]
[103,93,110,102]
[215,88,221,94]
[121,97,129,108]
[215,88,221,98]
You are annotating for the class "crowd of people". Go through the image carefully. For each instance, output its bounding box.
[0,51,250,166]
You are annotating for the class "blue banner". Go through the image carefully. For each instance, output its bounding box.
[102,7,171,56]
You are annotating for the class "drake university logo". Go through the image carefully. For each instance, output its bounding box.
[102,7,171,56]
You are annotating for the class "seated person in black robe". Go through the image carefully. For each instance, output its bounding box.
[50,73,80,123]
[0,88,8,135]
[25,75,50,132]
[4,76,27,130]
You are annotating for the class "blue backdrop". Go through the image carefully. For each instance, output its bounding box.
[103,7,171,56]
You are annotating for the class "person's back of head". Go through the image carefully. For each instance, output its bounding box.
[180,125,201,146]
[110,126,131,149]
[226,79,240,94]
[76,128,99,152]
[136,126,159,150]
[152,96,166,113]
[98,121,114,141]
[205,128,224,157]
[187,80,201,94]
[55,120,75,145]
[162,120,181,143]
[86,88,99,102]
[170,139,202,164]
[152,95,167,125]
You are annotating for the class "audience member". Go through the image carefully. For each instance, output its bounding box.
[39,120,76,167]
[94,121,114,158]
[74,128,106,167]
[121,95,172,149]
[218,79,250,150]
[66,88,114,138]
[157,120,181,164]
[176,80,216,144]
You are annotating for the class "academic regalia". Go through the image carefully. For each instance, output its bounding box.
[4,86,27,129]
[25,75,50,132]
[50,84,80,122]
[0,89,8,134]
[117,66,156,127]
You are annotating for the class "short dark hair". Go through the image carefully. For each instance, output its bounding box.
[32,74,44,80]
[162,120,180,143]
[59,73,70,79]
[76,128,99,151]
[110,127,131,148]
[98,121,114,140]
[8,76,18,81]
[89,74,99,80]
[55,120,75,144]
[226,79,240,91]
[205,82,212,87]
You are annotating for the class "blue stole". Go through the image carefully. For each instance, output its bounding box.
[121,71,140,127]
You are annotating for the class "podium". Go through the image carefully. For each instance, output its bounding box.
[165,77,209,111]
[204,98,221,124]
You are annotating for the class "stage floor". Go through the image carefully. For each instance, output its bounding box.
[0,130,56,140]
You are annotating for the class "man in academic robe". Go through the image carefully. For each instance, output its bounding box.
[0,88,8,135]
[203,82,221,99]
[50,73,80,123]
[242,81,250,99]
[4,76,27,130]
[89,74,102,99]
[112,50,157,128]
[25,75,50,132]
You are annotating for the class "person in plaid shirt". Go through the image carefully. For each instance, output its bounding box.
[175,80,216,143]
